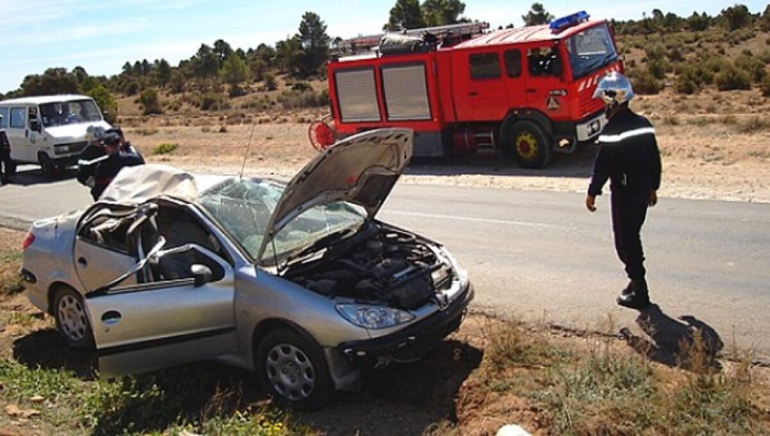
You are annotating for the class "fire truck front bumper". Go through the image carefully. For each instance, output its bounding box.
[576,113,607,142]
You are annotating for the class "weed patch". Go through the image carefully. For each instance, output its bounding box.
[0,249,24,295]
[152,142,179,155]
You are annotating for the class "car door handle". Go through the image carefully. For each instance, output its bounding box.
[526,88,537,93]
[25,129,29,138]
[468,92,478,97]
[78,257,88,267]
[101,310,122,326]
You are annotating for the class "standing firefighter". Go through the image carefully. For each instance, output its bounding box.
[585,72,662,310]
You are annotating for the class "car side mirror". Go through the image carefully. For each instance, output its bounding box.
[191,264,213,287]
[30,119,41,133]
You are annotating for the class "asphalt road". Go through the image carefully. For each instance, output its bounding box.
[2,166,769,361]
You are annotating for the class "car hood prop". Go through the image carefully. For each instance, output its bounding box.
[257,128,413,263]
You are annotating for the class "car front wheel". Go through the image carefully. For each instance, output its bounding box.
[53,287,94,349]
[256,328,332,410]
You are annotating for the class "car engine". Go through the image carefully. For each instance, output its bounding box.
[283,224,452,310]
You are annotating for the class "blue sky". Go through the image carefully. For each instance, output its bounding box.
[1,0,766,93]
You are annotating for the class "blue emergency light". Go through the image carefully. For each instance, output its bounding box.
[549,11,590,32]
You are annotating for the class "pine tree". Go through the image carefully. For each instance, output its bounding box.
[522,3,554,26]
[293,12,330,78]
[385,0,426,30]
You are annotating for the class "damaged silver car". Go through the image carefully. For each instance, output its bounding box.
[20,128,473,409]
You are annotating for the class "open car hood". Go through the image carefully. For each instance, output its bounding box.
[257,128,413,262]
[100,164,199,204]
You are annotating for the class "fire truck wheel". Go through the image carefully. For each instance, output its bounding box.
[507,121,553,169]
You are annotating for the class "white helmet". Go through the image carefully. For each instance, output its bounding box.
[85,126,106,144]
[593,71,635,106]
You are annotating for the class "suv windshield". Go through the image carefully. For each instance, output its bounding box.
[198,178,366,264]
[39,99,102,127]
[566,24,617,80]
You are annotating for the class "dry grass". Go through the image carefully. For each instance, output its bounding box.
[455,316,769,435]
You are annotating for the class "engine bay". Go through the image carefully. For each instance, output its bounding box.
[283,223,452,310]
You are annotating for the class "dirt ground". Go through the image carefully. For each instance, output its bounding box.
[121,88,770,203]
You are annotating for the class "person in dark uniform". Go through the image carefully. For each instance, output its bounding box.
[91,133,145,200]
[0,114,13,185]
[77,126,108,189]
[585,72,662,310]
[106,127,143,159]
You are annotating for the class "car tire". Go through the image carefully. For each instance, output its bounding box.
[39,154,55,178]
[255,327,332,410]
[506,120,553,169]
[53,287,94,349]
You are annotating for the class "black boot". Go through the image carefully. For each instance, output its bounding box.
[617,279,650,310]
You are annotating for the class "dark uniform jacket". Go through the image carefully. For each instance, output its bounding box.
[77,144,108,187]
[0,130,10,155]
[588,109,662,198]
[91,153,145,200]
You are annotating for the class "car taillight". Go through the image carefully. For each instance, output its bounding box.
[22,232,35,250]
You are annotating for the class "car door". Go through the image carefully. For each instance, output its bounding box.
[83,251,236,377]
[6,106,31,162]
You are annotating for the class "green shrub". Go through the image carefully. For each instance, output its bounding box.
[152,143,178,155]
[675,76,699,95]
[125,81,140,96]
[291,82,312,92]
[715,65,751,91]
[644,44,666,62]
[200,92,229,111]
[761,76,770,97]
[277,89,327,109]
[139,89,162,115]
[734,56,767,84]
[668,47,684,63]
[241,95,275,110]
[647,59,667,80]
[264,73,278,91]
[631,70,661,95]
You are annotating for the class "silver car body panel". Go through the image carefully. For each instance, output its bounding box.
[22,128,470,393]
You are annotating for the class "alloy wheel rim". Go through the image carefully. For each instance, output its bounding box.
[58,295,87,342]
[265,343,316,401]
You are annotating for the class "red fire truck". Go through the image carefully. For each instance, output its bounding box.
[316,12,624,169]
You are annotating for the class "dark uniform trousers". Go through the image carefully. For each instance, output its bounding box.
[588,108,662,283]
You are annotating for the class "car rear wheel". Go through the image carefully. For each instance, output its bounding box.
[53,287,94,349]
[256,328,332,410]
[506,120,553,169]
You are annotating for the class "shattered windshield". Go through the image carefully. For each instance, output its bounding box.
[566,24,617,80]
[39,99,103,127]
[198,178,366,264]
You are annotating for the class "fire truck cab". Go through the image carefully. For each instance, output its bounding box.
[325,12,623,168]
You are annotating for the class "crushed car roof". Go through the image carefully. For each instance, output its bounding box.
[99,164,200,204]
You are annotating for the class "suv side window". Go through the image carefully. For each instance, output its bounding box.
[10,107,25,129]
[0,107,8,129]
[504,50,522,78]
[469,53,501,80]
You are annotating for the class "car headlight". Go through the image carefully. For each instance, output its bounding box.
[335,304,415,329]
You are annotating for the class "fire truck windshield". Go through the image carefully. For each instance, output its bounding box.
[566,24,617,80]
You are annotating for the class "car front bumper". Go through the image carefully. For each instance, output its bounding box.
[337,282,474,361]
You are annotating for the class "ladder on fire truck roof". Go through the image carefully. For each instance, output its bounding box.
[343,21,490,54]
